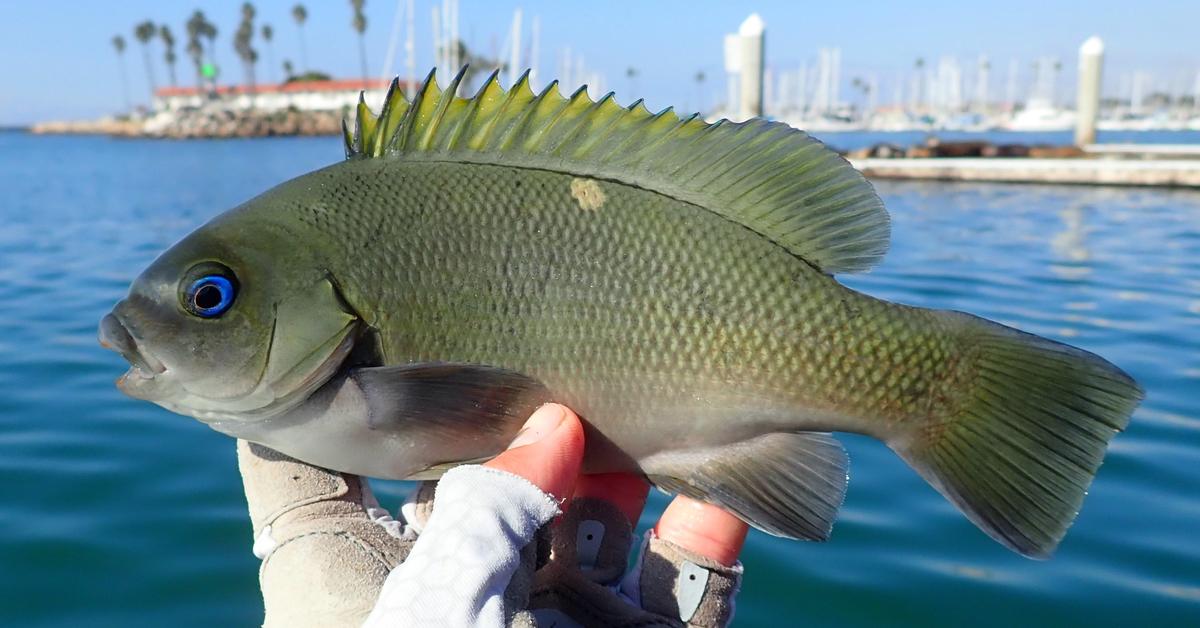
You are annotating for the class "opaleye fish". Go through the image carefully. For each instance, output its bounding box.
[99,68,1143,558]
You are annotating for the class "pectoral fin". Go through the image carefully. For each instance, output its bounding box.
[644,432,849,541]
[347,362,550,468]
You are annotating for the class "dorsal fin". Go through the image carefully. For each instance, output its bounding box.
[346,67,889,274]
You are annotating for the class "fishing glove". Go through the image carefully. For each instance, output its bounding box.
[238,415,742,627]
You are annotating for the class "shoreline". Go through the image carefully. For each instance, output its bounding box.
[23,117,1200,188]
[29,108,344,139]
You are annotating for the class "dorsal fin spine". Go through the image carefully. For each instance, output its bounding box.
[600,106,686,169]
[389,68,438,153]
[379,78,411,157]
[494,75,549,152]
[549,92,614,158]
[418,67,467,151]
[447,70,500,151]
[474,71,532,152]
[513,83,569,151]
[353,93,373,156]
[529,87,593,153]
[582,105,653,164]
[341,118,354,159]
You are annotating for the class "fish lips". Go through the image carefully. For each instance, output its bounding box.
[99,312,169,399]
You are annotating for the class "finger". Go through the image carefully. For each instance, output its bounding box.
[572,472,650,527]
[653,495,748,567]
[484,403,586,502]
[623,497,746,626]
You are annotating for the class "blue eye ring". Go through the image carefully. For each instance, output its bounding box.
[185,275,236,318]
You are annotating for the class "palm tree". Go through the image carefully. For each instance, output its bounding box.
[350,1,369,82]
[235,3,258,95]
[625,66,638,96]
[261,24,276,83]
[292,4,309,72]
[186,10,217,89]
[186,11,203,86]
[283,59,294,81]
[112,35,131,110]
[693,70,706,113]
[202,18,218,62]
[134,20,158,100]
[160,25,178,87]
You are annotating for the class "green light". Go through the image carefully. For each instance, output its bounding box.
[201,63,217,79]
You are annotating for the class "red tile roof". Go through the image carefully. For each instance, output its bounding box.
[155,78,413,98]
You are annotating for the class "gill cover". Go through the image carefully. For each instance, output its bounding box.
[156,274,359,423]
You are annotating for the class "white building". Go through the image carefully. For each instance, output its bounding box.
[152,78,406,113]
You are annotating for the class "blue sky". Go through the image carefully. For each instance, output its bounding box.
[1,0,1197,125]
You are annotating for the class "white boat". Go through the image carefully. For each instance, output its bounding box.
[1004,100,1076,132]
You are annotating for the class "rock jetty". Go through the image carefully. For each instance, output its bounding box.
[30,108,346,139]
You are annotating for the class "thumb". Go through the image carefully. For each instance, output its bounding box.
[485,403,585,503]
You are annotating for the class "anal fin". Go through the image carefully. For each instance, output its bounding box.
[644,432,849,541]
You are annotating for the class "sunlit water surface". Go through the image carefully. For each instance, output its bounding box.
[1,132,1197,626]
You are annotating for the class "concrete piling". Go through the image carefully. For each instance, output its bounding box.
[1075,36,1104,147]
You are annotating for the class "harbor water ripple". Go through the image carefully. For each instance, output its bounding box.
[1,132,1197,626]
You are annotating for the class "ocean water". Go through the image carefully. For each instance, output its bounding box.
[1,132,1198,626]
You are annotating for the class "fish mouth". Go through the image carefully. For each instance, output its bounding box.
[99,312,167,390]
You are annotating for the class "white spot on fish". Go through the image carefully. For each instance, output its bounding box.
[570,177,606,211]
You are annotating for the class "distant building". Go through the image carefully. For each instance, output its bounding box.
[152,79,411,113]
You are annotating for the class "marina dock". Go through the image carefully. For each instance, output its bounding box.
[851,154,1200,188]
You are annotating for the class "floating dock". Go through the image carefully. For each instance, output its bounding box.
[851,148,1200,189]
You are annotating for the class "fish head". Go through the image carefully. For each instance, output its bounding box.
[100,206,360,425]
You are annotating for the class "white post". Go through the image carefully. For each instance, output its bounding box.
[722,34,740,116]
[736,13,765,120]
[405,0,415,97]
[1075,36,1104,146]
[529,15,540,87]
[508,8,522,87]
[431,6,442,76]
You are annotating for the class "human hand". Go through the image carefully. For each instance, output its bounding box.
[238,403,748,627]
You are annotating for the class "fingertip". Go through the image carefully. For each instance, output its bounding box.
[485,403,586,501]
[654,495,749,567]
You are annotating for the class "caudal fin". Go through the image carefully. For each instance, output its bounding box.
[894,313,1142,558]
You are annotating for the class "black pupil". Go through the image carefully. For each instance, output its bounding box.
[194,283,223,310]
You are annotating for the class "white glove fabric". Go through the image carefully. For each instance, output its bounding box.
[363,466,560,627]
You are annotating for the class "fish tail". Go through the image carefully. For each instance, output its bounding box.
[891,311,1142,558]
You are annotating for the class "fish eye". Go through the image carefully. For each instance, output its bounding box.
[184,274,236,318]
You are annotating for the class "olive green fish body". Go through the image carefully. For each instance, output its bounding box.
[103,69,1142,557]
[260,160,959,461]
